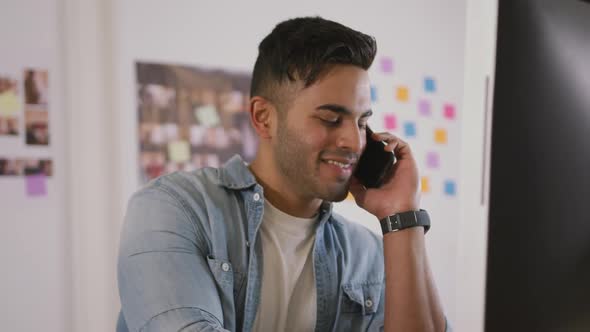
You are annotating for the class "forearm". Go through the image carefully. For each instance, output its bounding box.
[383,227,445,332]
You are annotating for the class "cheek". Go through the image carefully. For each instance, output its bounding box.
[300,122,331,151]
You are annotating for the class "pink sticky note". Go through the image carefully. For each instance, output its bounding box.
[26,174,47,197]
[444,103,456,119]
[384,114,397,130]
[418,99,431,116]
[380,57,394,74]
[426,152,440,169]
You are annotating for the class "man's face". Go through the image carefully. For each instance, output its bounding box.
[272,65,372,202]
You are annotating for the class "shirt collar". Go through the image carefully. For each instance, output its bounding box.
[217,154,258,190]
[218,154,336,222]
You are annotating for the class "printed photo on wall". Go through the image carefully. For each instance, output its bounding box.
[25,108,49,145]
[136,61,256,184]
[24,69,49,145]
[0,75,21,136]
[0,157,52,176]
[24,69,48,105]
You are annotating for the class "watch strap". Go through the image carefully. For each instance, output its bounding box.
[379,209,431,235]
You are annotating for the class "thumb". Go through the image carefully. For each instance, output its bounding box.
[348,177,367,205]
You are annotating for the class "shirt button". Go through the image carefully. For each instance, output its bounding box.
[253,193,261,201]
[221,263,230,272]
[365,299,373,308]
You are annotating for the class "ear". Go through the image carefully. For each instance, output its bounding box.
[248,96,276,139]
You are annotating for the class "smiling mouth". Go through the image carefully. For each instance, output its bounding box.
[324,159,353,169]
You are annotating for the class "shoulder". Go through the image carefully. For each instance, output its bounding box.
[132,167,225,206]
[125,167,235,234]
[122,168,233,255]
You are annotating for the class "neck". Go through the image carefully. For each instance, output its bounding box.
[248,152,322,219]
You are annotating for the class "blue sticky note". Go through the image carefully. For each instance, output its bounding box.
[424,77,436,93]
[370,85,378,102]
[403,122,416,138]
[444,180,456,196]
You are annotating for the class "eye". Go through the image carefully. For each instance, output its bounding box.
[319,117,341,126]
[358,122,368,130]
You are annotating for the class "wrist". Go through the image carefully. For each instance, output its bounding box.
[375,205,419,220]
[378,209,431,235]
[383,225,424,239]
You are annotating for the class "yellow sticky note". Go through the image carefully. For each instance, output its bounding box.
[0,92,21,116]
[168,141,190,162]
[396,86,409,102]
[195,105,220,127]
[421,176,430,193]
[434,128,447,144]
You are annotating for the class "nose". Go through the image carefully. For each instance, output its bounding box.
[336,121,364,154]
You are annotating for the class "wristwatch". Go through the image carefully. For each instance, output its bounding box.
[379,209,431,235]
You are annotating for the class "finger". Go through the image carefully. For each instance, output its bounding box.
[372,131,402,143]
[349,176,367,204]
[373,132,413,160]
[371,131,401,152]
[383,140,399,152]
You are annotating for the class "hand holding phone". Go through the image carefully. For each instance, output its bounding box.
[350,128,421,219]
[353,127,396,188]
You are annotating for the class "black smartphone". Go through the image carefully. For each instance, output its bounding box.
[353,127,396,188]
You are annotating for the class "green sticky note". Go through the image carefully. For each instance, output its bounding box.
[0,91,20,116]
[168,141,190,162]
[195,105,220,127]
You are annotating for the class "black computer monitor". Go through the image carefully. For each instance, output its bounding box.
[486,0,590,331]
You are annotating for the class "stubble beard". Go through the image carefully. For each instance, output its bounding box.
[274,120,350,202]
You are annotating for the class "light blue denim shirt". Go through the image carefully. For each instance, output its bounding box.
[117,155,449,332]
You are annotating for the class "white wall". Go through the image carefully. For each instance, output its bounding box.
[113,0,468,325]
[454,0,498,330]
[0,0,68,331]
[62,0,121,331]
[0,1,498,331]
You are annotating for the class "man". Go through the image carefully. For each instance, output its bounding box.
[118,16,448,332]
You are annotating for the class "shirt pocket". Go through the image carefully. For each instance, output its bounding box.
[206,255,246,299]
[335,282,383,331]
[340,281,383,315]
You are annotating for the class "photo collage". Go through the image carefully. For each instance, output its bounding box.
[136,62,257,184]
[0,69,53,188]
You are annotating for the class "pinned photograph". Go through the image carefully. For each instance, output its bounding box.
[0,158,24,176]
[24,69,48,105]
[25,109,49,145]
[0,76,21,136]
[0,157,52,176]
[24,69,50,145]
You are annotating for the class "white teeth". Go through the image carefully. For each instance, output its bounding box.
[326,160,350,168]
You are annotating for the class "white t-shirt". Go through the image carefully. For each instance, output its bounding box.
[252,199,318,332]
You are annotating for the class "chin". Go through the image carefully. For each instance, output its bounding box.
[320,184,350,202]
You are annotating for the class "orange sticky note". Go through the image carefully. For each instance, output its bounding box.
[396,86,409,102]
[421,176,430,193]
[434,128,447,144]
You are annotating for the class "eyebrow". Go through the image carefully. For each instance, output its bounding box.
[315,104,373,118]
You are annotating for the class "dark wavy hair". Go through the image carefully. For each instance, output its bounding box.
[250,16,377,108]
